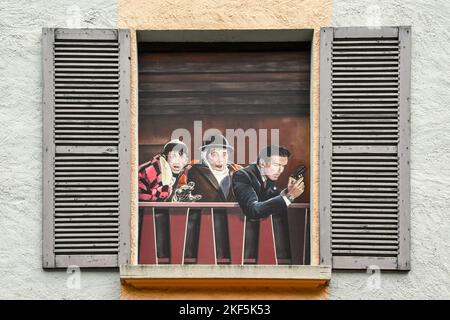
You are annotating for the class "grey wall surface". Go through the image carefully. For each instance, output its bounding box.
[0,0,119,299]
[331,0,450,299]
[1,0,449,300]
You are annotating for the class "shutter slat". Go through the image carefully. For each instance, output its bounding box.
[331,218,398,223]
[55,111,119,115]
[55,93,119,97]
[333,40,399,44]
[332,224,398,229]
[55,119,119,124]
[55,107,119,111]
[55,125,119,129]
[333,187,398,192]
[333,234,397,239]
[332,214,398,218]
[333,77,399,81]
[55,237,118,242]
[55,68,119,72]
[332,239,398,248]
[332,203,397,208]
[333,57,399,63]
[333,82,398,86]
[333,51,399,55]
[333,228,398,234]
[55,227,119,232]
[55,51,119,56]
[55,203,119,207]
[332,192,398,197]
[55,178,119,182]
[333,46,399,50]
[55,135,119,140]
[333,88,398,92]
[332,172,398,177]
[55,131,118,135]
[55,243,119,248]
[332,208,398,213]
[55,213,119,218]
[55,222,119,227]
[54,249,118,253]
[54,109,119,114]
[55,88,119,92]
[55,196,119,201]
[55,57,119,62]
[54,41,118,46]
[332,244,398,249]
[55,217,119,222]
[55,78,119,83]
[332,250,398,255]
[55,172,119,176]
[55,233,119,237]
[332,135,398,139]
[55,73,119,78]
[332,182,397,186]
[55,189,119,197]
[332,177,397,181]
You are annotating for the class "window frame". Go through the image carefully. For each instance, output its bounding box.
[132,29,319,269]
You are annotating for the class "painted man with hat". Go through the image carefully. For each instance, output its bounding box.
[177,133,242,261]
[178,133,241,202]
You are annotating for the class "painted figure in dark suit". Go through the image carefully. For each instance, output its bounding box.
[232,145,305,260]
[232,145,305,219]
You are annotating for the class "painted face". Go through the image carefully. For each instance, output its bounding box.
[207,147,229,171]
[166,151,187,174]
[260,155,289,181]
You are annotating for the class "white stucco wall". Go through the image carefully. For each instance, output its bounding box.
[0,0,120,299]
[1,0,448,300]
[331,0,450,299]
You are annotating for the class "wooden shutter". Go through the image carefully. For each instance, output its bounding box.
[320,27,411,270]
[42,28,131,268]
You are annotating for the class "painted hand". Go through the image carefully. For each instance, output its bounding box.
[173,182,202,202]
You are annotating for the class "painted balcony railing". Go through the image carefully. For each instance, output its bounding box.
[138,202,310,265]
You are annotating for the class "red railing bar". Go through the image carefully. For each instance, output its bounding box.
[226,207,245,265]
[287,207,307,265]
[257,216,277,265]
[139,202,310,209]
[196,208,216,264]
[139,208,157,264]
[169,207,189,264]
[303,208,309,265]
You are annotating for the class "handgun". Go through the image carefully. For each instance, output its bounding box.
[290,165,306,180]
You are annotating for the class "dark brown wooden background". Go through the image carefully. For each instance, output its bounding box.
[138,42,311,202]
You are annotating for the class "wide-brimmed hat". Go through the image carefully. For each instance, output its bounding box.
[200,134,233,151]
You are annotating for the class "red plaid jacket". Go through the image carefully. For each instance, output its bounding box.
[138,154,174,201]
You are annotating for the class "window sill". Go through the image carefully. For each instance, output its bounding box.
[120,264,331,289]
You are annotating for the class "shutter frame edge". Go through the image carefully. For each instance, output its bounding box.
[42,27,56,268]
[118,29,132,266]
[319,27,334,266]
[397,26,412,271]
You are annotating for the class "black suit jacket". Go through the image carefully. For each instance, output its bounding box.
[232,164,287,219]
